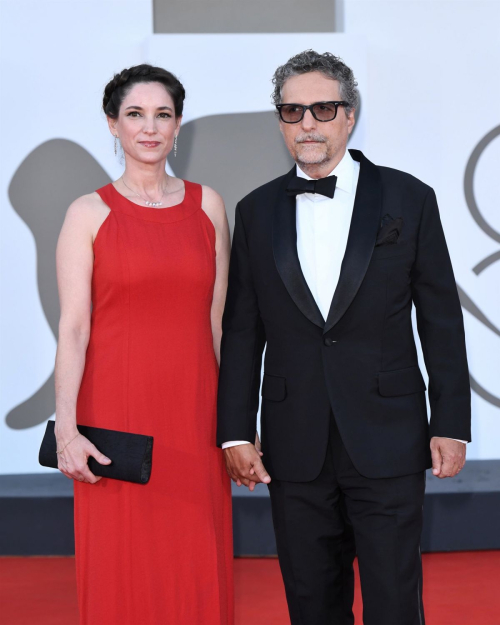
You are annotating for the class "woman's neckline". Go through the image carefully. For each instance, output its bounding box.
[110,179,186,211]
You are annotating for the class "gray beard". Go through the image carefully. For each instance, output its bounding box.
[296,152,331,166]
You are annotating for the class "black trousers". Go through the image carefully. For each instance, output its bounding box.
[268,415,426,625]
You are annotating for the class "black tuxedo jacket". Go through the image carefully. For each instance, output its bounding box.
[217,149,471,481]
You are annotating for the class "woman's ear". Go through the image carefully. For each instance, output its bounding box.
[175,115,183,136]
[107,116,118,137]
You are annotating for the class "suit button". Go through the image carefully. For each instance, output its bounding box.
[324,337,336,347]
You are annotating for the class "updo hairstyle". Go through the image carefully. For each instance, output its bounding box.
[103,64,185,119]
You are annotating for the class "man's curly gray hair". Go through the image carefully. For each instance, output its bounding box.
[272,50,360,116]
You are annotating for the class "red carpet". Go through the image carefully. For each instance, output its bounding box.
[0,552,499,624]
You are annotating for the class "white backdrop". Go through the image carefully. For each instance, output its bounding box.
[1,0,498,474]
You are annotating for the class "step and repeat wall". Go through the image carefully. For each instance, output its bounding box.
[0,0,498,473]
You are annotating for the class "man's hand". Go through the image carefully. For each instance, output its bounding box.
[430,437,466,478]
[224,433,271,492]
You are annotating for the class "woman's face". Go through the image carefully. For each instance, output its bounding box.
[108,81,181,165]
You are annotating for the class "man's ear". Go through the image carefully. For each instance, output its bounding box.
[347,109,356,135]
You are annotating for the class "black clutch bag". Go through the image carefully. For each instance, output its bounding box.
[39,420,154,484]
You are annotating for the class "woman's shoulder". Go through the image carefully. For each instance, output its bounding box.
[200,185,226,231]
[64,191,110,230]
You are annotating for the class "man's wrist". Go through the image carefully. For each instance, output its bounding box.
[432,436,468,444]
[222,440,252,450]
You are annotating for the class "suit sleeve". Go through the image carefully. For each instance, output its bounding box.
[411,188,471,441]
[216,202,266,446]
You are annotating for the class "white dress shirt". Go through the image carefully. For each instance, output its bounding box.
[295,149,359,320]
[222,150,465,448]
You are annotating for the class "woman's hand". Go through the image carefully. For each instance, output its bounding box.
[56,431,111,484]
[232,432,264,489]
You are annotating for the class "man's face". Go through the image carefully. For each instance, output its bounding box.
[279,71,355,172]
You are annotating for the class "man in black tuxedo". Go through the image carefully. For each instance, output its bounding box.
[217,50,471,624]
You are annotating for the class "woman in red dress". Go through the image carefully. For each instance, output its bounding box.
[54,64,233,624]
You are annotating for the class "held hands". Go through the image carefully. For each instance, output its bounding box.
[56,429,111,484]
[430,437,466,478]
[224,432,271,492]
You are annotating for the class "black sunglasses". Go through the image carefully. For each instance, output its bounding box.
[276,101,349,123]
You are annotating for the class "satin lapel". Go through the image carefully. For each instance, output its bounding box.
[323,150,382,335]
[273,167,325,329]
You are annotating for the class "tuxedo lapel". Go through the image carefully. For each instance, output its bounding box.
[323,149,382,335]
[273,167,325,329]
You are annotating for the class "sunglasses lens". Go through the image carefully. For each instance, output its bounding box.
[280,105,304,123]
[312,103,337,121]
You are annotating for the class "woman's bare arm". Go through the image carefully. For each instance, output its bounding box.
[54,193,111,483]
[201,186,230,366]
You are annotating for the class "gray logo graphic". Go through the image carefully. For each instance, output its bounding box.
[173,111,294,233]
[459,124,500,408]
[7,140,111,429]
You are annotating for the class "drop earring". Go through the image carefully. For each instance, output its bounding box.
[174,135,178,158]
[114,135,118,156]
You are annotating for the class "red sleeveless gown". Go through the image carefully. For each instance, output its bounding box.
[74,181,234,625]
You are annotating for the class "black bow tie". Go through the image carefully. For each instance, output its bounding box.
[286,175,337,199]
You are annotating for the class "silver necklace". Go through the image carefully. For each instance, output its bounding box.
[120,176,167,207]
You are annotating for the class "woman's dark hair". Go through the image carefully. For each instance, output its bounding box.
[103,64,185,119]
